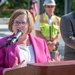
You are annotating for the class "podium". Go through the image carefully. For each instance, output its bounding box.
[4,60,75,75]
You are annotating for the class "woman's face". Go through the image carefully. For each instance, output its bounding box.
[12,14,28,36]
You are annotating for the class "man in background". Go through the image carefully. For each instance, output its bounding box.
[60,10,75,60]
[34,0,61,60]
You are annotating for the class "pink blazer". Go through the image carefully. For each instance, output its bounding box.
[0,34,50,75]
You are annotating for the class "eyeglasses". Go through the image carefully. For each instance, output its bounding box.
[13,21,28,26]
[45,5,55,8]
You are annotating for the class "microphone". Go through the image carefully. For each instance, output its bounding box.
[6,30,23,46]
[0,30,23,49]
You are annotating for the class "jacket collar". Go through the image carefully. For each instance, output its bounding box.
[72,11,75,19]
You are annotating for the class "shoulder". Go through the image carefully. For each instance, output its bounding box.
[29,34,46,44]
[34,36,46,42]
[0,34,14,45]
[35,15,40,20]
[35,13,45,20]
[54,15,61,21]
[62,12,74,19]
[60,12,75,23]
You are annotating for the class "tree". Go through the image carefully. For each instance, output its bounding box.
[0,0,75,17]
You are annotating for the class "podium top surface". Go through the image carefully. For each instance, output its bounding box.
[4,60,75,75]
[28,60,75,67]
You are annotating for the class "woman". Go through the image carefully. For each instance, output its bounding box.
[0,9,51,75]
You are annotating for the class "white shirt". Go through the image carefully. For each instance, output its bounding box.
[18,45,35,67]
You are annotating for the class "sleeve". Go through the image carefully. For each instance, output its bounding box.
[57,28,60,33]
[60,15,75,49]
[34,18,40,30]
[58,17,61,33]
[0,39,6,75]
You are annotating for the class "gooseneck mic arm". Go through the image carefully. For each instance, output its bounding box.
[0,30,23,49]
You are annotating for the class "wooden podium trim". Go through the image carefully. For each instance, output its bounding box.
[4,60,75,75]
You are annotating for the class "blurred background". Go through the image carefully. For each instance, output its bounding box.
[0,0,75,17]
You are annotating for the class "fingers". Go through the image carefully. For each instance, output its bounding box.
[12,57,25,69]
[14,57,18,65]
[49,52,61,62]
[12,57,18,69]
[18,60,25,68]
[55,52,60,61]
[58,53,61,61]
[55,52,59,59]
[52,59,56,62]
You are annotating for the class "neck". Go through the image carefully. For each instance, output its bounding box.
[17,35,31,46]
[46,13,53,18]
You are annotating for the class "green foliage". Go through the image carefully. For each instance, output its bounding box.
[0,0,32,17]
[55,0,64,17]
[0,0,75,17]
[71,0,75,12]
[1,0,29,8]
[0,11,12,17]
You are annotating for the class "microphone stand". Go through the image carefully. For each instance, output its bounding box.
[0,30,23,49]
[0,44,8,49]
[0,39,14,49]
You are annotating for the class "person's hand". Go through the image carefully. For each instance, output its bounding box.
[49,52,60,62]
[47,41,56,51]
[3,68,11,75]
[3,57,25,75]
[52,52,60,61]
[12,57,25,69]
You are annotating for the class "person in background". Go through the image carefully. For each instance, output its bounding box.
[60,11,75,60]
[34,0,61,60]
[0,9,60,75]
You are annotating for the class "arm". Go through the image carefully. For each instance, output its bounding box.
[53,17,61,44]
[3,58,25,75]
[0,44,6,75]
[43,39,51,62]
[34,18,48,42]
[48,17,61,51]
[52,32,61,44]
[47,32,61,51]
[35,30,47,42]
[0,38,25,75]
[60,15,75,49]
[0,38,10,75]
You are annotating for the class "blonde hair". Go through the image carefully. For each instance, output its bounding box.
[8,9,34,34]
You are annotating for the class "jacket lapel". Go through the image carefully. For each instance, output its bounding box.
[72,11,75,19]
[29,34,44,63]
[8,43,20,67]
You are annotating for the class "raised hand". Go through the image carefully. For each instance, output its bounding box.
[3,57,25,75]
[52,52,60,61]
[12,57,25,69]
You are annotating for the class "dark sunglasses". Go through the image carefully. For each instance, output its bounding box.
[45,5,55,8]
